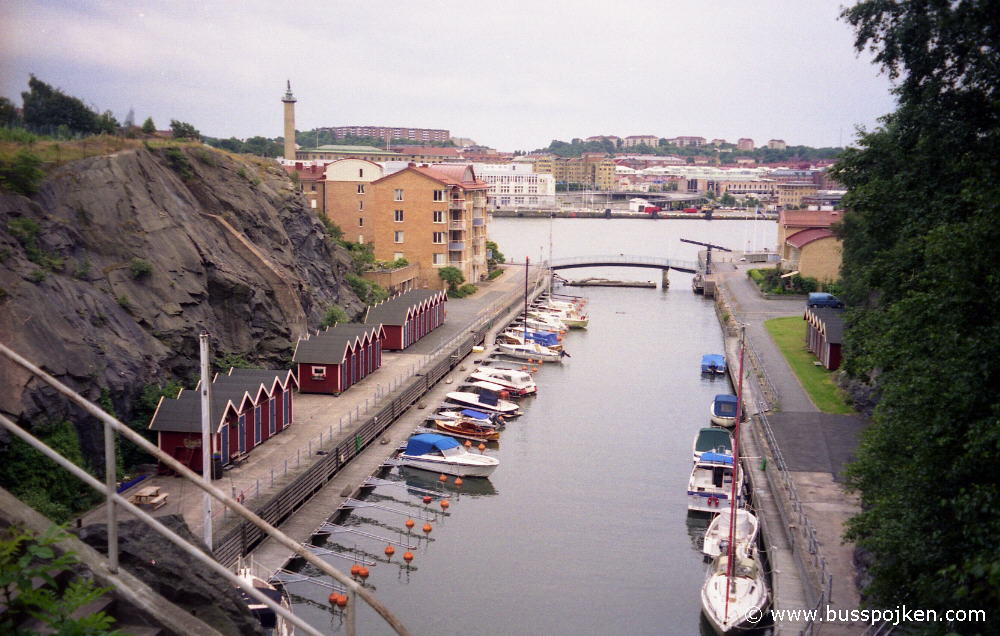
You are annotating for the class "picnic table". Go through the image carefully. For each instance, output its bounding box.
[130,485,168,510]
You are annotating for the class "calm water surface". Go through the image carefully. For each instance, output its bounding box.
[288,218,776,635]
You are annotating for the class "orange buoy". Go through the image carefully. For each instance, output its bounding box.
[463,440,472,447]
[499,390,509,399]
[385,545,395,557]
[403,551,414,563]
[328,592,339,605]
[478,443,486,452]
[422,523,432,534]
[335,594,348,607]
[440,499,450,510]
[357,567,369,579]
[350,564,361,577]
[438,474,448,482]
[532,367,539,373]
[454,477,463,486]
[422,495,432,504]
[405,519,415,530]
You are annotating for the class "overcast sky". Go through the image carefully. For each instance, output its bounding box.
[1,0,896,152]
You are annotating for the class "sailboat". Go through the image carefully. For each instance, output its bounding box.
[700,326,770,633]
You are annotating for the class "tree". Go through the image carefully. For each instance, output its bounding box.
[437,266,465,291]
[831,1,1000,630]
[169,119,200,140]
[485,240,505,270]
[20,75,102,134]
[0,97,20,126]
[141,116,156,134]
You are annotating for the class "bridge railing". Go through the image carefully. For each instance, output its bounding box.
[550,254,699,271]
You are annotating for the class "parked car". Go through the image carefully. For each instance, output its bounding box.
[807,292,844,308]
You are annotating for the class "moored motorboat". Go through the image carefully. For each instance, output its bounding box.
[398,433,499,477]
[497,329,562,351]
[469,367,537,396]
[432,417,501,442]
[687,452,743,513]
[701,354,727,375]
[496,341,564,363]
[434,408,505,428]
[236,567,294,636]
[692,427,733,463]
[702,508,760,558]
[529,307,588,329]
[700,548,770,634]
[523,313,567,333]
[710,394,739,427]
[445,388,522,416]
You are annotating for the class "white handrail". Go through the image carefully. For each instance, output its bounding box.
[0,341,409,636]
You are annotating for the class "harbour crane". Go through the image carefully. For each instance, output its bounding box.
[679,238,733,275]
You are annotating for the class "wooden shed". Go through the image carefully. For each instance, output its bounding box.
[804,307,844,370]
[148,368,297,473]
[364,289,447,350]
[293,323,386,394]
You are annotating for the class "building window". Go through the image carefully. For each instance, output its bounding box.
[357,184,365,194]
[433,210,444,223]
[359,168,364,178]
[311,366,327,379]
[433,253,445,265]
[394,209,404,222]
[358,234,364,243]
[310,199,317,209]
[394,231,404,243]
[359,200,364,210]
[394,189,404,201]
[433,190,445,201]
[394,252,404,261]
[310,183,317,192]
[500,197,510,205]
[359,217,364,227]
[432,232,445,244]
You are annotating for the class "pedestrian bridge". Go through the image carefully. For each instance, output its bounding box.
[550,254,699,274]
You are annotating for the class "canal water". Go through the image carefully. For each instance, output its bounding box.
[287,218,777,635]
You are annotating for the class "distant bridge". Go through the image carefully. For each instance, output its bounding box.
[550,254,699,274]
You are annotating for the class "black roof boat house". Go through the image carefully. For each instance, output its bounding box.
[803,307,844,370]
[292,323,386,394]
[148,368,298,473]
[363,289,447,350]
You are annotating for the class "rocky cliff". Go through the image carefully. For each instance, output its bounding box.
[0,144,361,437]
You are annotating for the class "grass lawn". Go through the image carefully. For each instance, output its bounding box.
[764,316,854,414]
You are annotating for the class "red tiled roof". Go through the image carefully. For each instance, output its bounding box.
[375,164,488,190]
[786,228,835,248]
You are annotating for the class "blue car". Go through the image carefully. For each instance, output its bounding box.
[807,292,844,309]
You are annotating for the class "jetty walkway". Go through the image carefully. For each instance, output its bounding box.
[714,262,867,636]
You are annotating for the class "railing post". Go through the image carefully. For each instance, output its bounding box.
[346,589,357,636]
[104,419,118,573]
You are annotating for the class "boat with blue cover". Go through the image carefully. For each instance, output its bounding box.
[709,394,739,427]
[398,433,499,477]
[445,386,523,416]
[687,451,743,513]
[701,354,727,375]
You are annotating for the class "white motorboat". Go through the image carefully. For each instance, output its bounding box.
[692,427,733,463]
[496,341,564,363]
[445,388,523,416]
[687,452,744,513]
[529,306,589,329]
[700,548,770,634]
[236,567,293,636]
[497,329,563,351]
[398,433,499,477]
[702,508,760,558]
[710,394,739,427]
[434,408,505,428]
[470,367,537,396]
[523,313,567,332]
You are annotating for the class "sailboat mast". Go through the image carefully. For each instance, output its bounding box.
[523,256,529,342]
[723,325,747,622]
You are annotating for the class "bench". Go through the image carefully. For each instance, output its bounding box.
[130,486,168,510]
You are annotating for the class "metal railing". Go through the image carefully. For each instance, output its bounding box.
[0,342,409,636]
[550,254,699,271]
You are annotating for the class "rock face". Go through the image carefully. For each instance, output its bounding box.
[0,145,361,443]
[75,515,265,636]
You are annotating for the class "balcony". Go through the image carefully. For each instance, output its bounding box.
[449,198,465,210]
[449,220,466,230]
[472,217,485,226]
[448,241,465,251]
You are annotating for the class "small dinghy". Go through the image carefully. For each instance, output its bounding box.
[701,354,727,375]
[710,394,739,427]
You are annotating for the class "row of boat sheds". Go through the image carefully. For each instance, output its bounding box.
[268,292,590,613]
[148,289,447,474]
[692,350,771,634]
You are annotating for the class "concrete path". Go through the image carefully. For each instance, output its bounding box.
[716,261,866,635]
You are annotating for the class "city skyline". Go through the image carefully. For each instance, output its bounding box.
[1,1,896,152]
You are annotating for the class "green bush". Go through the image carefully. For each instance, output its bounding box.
[29,269,47,283]
[0,150,45,196]
[162,147,193,181]
[438,266,465,291]
[320,305,348,328]
[488,268,504,280]
[116,294,130,308]
[346,273,388,304]
[128,258,152,280]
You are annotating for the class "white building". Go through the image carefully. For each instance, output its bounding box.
[473,162,556,210]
